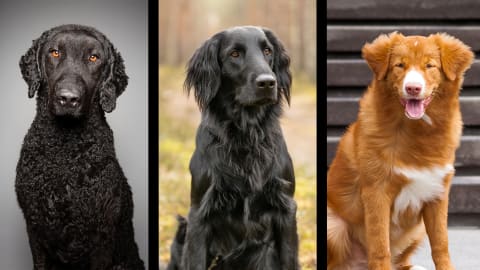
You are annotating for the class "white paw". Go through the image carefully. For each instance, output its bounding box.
[410,266,428,270]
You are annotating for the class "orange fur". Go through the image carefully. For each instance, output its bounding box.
[327,32,474,270]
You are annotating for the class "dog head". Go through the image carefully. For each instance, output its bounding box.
[362,32,474,120]
[184,26,291,112]
[19,24,128,118]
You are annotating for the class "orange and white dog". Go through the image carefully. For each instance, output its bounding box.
[327,32,474,270]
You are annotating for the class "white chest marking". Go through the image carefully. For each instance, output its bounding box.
[392,164,453,224]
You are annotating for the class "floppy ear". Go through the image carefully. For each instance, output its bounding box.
[100,46,128,113]
[19,33,48,98]
[362,32,404,80]
[184,34,222,111]
[431,33,474,81]
[263,28,292,105]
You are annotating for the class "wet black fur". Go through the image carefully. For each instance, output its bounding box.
[168,26,299,270]
[15,24,144,270]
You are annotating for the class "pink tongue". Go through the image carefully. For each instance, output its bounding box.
[405,99,424,119]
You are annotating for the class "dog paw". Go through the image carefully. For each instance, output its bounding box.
[410,265,428,270]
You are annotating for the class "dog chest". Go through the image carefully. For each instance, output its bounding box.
[391,164,453,223]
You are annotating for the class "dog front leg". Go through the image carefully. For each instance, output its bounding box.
[277,202,300,270]
[181,210,209,270]
[361,185,392,270]
[423,174,454,270]
[26,224,48,270]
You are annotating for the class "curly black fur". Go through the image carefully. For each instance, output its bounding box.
[15,24,144,270]
[168,26,299,270]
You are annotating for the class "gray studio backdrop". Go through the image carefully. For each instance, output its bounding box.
[0,0,148,269]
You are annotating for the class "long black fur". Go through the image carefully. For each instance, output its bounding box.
[15,24,144,270]
[168,26,299,270]
[166,216,188,270]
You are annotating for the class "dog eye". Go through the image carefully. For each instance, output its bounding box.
[230,50,240,58]
[264,47,272,55]
[426,63,435,68]
[395,63,404,68]
[50,49,60,58]
[89,55,99,62]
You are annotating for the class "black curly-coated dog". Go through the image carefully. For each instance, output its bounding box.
[15,24,144,270]
[168,26,299,270]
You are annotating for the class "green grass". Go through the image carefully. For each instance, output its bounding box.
[159,65,317,269]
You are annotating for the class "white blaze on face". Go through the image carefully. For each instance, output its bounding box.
[402,69,426,97]
[401,69,429,119]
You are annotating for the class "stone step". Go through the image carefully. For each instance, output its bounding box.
[448,213,480,227]
[449,177,480,214]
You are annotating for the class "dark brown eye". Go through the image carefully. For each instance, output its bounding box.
[426,63,435,68]
[89,55,98,62]
[264,47,272,55]
[230,50,240,58]
[50,49,60,58]
[395,63,404,68]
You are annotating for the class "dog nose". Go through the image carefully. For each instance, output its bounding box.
[256,74,276,91]
[405,83,422,96]
[57,89,80,107]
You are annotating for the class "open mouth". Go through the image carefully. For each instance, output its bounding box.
[400,96,432,120]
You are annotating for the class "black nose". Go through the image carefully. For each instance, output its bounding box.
[57,89,80,107]
[255,74,276,91]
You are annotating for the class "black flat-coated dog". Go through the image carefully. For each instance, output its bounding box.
[167,26,299,270]
[15,24,144,270]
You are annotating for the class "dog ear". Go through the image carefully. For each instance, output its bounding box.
[100,46,128,113]
[431,33,474,81]
[263,28,292,105]
[19,34,48,98]
[184,34,222,111]
[362,32,404,80]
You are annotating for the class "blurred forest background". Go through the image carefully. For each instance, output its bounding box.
[159,0,317,269]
